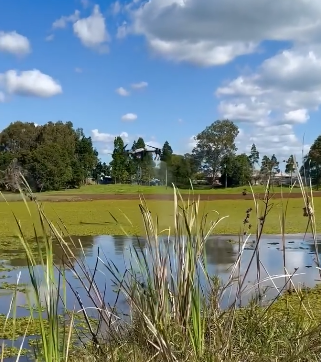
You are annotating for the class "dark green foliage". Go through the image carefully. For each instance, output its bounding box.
[248,144,259,169]
[220,154,252,187]
[0,121,99,191]
[92,161,111,181]
[302,135,321,189]
[260,154,279,177]
[170,154,194,184]
[270,154,280,174]
[160,141,173,164]
[110,136,129,183]
[130,137,155,184]
[285,155,297,175]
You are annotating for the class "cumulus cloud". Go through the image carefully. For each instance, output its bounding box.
[116,22,128,39]
[52,10,80,29]
[122,1,318,159]
[284,109,310,124]
[111,1,121,15]
[126,0,321,66]
[0,69,62,98]
[235,124,309,162]
[91,129,129,143]
[121,113,137,121]
[0,31,31,55]
[131,81,148,89]
[218,99,271,125]
[116,87,130,96]
[73,5,110,52]
[213,46,321,160]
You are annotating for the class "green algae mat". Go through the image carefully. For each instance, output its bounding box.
[0,198,316,240]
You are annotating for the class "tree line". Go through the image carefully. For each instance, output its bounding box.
[0,121,98,191]
[0,120,320,191]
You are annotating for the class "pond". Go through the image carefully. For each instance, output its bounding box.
[1,233,321,360]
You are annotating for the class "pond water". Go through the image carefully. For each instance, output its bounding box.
[1,233,321,360]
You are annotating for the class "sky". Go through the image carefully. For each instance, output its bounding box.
[0,0,319,167]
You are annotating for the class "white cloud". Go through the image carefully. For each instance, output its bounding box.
[126,0,321,66]
[131,81,148,89]
[75,67,83,73]
[121,113,137,121]
[45,34,54,42]
[0,92,5,102]
[111,1,121,15]
[91,129,129,143]
[91,129,130,155]
[0,31,31,55]
[284,109,310,124]
[116,87,130,96]
[73,5,110,52]
[0,69,62,98]
[52,10,80,29]
[214,46,321,160]
[116,22,128,39]
[218,98,271,125]
[235,124,309,162]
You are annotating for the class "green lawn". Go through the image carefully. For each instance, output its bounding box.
[0,196,317,240]
[41,184,314,195]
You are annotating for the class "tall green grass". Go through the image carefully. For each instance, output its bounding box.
[1,168,321,361]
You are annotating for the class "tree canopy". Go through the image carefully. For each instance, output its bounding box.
[0,121,98,191]
[192,119,239,184]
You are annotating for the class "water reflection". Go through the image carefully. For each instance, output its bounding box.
[0,235,95,268]
[1,234,321,319]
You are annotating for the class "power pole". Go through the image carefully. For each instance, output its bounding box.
[165,166,168,189]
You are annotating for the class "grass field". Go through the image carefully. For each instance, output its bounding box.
[0,196,316,240]
[41,183,314,195]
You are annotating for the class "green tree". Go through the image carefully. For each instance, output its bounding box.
[170,154,193,185]
[73,128,99,185]
[184,153,199,176]
[220,154,252,187]
[192,119,239,184]
[270,154,280,175]
[0,121,99,191]
[0,121,40,154]
[131,137,155,184]
[305,135,321,189]
[284,155,298,186]
[93,161,111,182]
[28,143,73,191]
[110,136,129,183]
[160,141,173,164]
[248,144,260,169]
[260,155,271,182]
[158,141,173,185]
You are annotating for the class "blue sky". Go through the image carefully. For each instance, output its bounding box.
[0,0,319,166]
